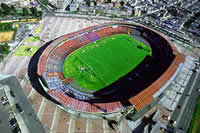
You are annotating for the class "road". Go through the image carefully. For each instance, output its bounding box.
[1,76,45,133]
[168,59,200,133]
[0,87,13,133]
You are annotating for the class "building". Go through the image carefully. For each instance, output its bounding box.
[113,2,121,8]
[96,0,104,2]
[70,3,79,12]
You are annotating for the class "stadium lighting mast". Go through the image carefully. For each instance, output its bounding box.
[110,105,135,131]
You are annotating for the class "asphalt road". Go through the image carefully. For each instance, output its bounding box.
[0,88,13,133]
[0,76,45,133]
[168,59,200,133]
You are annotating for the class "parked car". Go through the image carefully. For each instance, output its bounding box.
[15,104,23,113]
[9,118,17,126]
[1,96,8,105]
[10,90,15,97]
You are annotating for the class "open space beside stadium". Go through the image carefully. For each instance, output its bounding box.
[63,34,152,91]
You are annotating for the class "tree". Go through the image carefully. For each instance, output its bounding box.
[0,9,4,17]
[85,0,90,6]
[22,8,29,16]
[10,5,17,15]
[131,10,135,16]
[1,3,10,15]
[0,43,10,54]
[106,0,111,3]
[38,11,43,17]
[30,7,38,16]
[65,5,70,11]
[120,1,125,6]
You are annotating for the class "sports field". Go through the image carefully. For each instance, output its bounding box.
[13,45,39,56]
[33,25,42,34]
[188,97,200,133]
[25,36,40,43]
[63,34,152,91]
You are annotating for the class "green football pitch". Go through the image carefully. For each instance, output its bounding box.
[63,34,152,91]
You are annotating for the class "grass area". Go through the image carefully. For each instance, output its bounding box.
[63,34,152,91]
[33,25,42,34]
[0,23,15,32]
[188,97,200,133]
[0,43,10,61]
[25,36,40,43]
[39,0,49,5]
[13,45,39,56]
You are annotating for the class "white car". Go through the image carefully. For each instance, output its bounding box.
[1,96,8,105]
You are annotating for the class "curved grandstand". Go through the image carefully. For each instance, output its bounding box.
[28,22,184,114]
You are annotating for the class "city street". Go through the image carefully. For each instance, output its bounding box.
[168,59,200,132]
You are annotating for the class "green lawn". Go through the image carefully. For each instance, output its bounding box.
[13,45,39,56]
[33,24,42,34]
[188,97,200,133]
[25,36,40,43]
[63,34,152,91]
[0,23,15,32]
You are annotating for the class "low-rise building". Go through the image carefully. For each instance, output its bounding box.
[79,5,89,12]
[70,3,79,11]
[113,2,121,8]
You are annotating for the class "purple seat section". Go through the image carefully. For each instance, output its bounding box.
[85,32,100,42]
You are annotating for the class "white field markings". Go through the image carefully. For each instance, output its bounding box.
[28,87,35,98]
[50,106,58,133]
[86,119,89,133]
[103,120,107,133]
[20,73,28,87]
[37,98,46,119]
[68,116,73,133]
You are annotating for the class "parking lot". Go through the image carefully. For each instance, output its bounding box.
[0,87,20,133]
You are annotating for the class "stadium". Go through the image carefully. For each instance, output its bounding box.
[28,22,184,116]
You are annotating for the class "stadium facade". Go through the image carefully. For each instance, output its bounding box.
[28,22,184,117]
